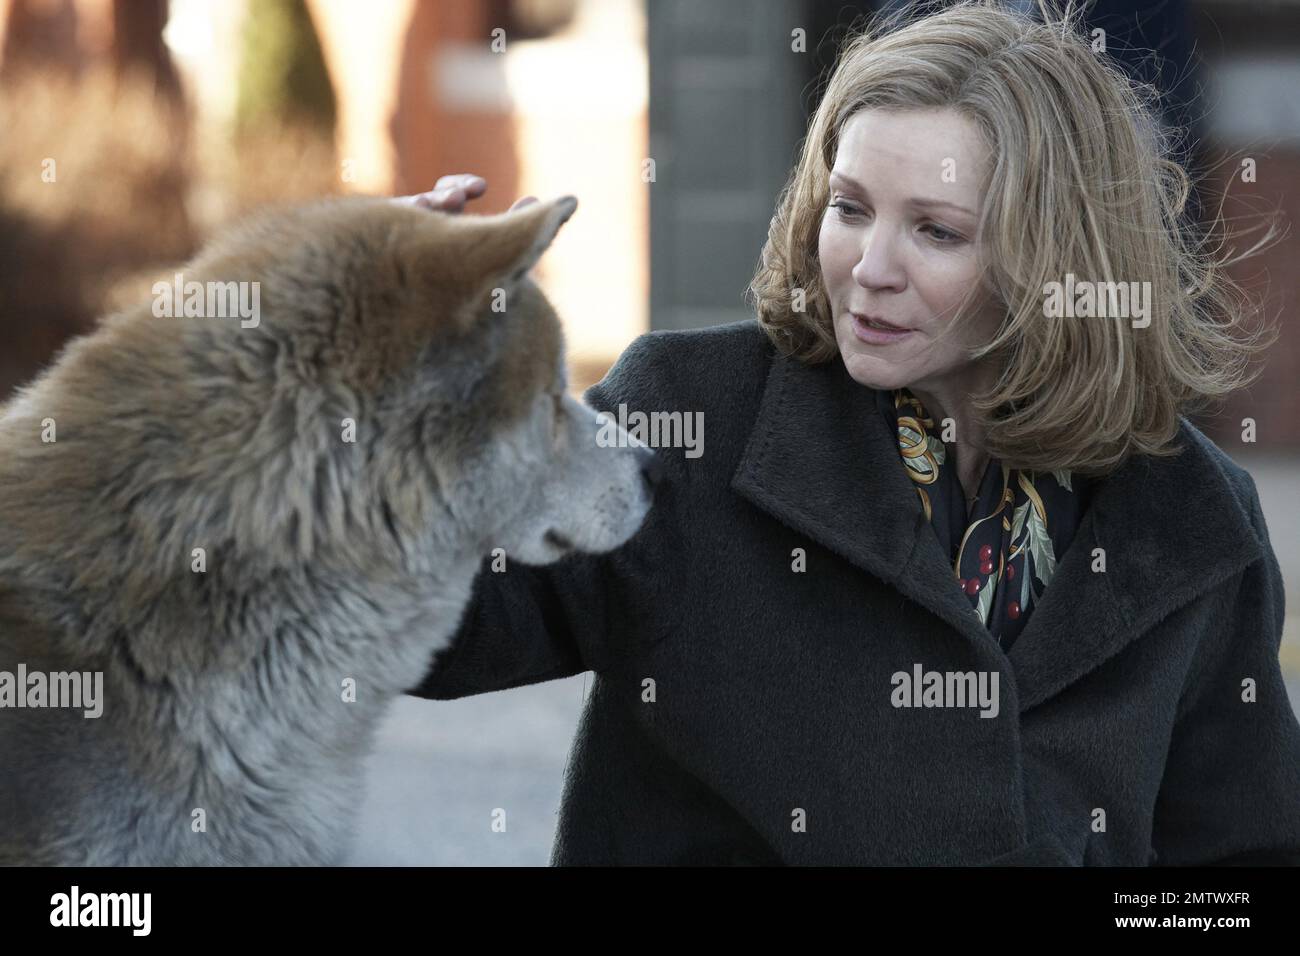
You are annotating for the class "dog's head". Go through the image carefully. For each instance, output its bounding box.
[8,195,658,581]
[384,195,663,566]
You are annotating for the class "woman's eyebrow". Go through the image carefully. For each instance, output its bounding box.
[910,196,976,218]
[829,171,975,219]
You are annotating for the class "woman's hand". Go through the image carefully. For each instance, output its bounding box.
[396,174,538,213]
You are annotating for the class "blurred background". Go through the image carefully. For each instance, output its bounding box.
[0,0,1297,864]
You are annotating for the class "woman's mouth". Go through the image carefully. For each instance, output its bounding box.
[851,312,913,345]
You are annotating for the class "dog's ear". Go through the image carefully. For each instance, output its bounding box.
[447,195,577,310]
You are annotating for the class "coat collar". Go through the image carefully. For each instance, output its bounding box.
[731,349,1265,713]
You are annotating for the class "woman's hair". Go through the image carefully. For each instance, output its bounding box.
[747,0,1278,475]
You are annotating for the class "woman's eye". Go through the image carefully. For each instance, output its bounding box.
[923,223,963,244]
[829,200,863,219]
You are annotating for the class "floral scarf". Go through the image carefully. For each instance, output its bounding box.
[875,388,1091,651]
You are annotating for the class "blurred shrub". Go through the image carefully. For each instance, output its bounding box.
[210,0,340,228]
[235,0,336,138]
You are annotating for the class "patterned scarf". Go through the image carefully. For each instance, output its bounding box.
[875,388,1091,651]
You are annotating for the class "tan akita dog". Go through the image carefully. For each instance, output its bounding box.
[0,195,658,864]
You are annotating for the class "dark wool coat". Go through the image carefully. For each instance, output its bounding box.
[408,319,1300,866]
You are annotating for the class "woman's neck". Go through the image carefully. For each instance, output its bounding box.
[907,384,989,505]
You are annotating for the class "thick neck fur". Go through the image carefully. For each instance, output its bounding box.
[0,324,484,864]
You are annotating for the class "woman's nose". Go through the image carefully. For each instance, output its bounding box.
[852,227,906,291]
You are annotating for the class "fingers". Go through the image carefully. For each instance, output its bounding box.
[432,174,487,210]
[413,189,465,212]
[396,178,538,215]
[403,174,486,213]
[434,173,487,195]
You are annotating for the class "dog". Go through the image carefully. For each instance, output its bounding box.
[0,194,657,864]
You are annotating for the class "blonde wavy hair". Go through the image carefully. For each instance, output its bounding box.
[747,0,1278,475]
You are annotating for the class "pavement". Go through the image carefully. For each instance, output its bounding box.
[346,675,591,866]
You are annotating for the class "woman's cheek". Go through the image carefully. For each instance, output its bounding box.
[917,259,978,321]
[818,223,852,291]
[816,219,834,275]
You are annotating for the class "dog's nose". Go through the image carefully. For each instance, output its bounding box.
[637,445,664,491]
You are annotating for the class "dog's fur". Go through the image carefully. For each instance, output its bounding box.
[0,195,655,864]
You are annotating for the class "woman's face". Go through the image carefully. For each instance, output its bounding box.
[819,108,1004,405]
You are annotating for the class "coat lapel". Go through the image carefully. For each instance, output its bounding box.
[1008,429,1263,710]
[731,349,1266,713]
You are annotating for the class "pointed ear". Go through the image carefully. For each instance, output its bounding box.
[453,195,577,305]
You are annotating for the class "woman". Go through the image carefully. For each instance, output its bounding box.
[404,0,1300,865]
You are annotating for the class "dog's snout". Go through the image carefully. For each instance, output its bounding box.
[638,445,664,491]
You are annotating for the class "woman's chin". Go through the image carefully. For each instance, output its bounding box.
[838,345,911,392]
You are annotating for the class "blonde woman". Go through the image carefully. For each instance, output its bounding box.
[406,0,1300,865]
